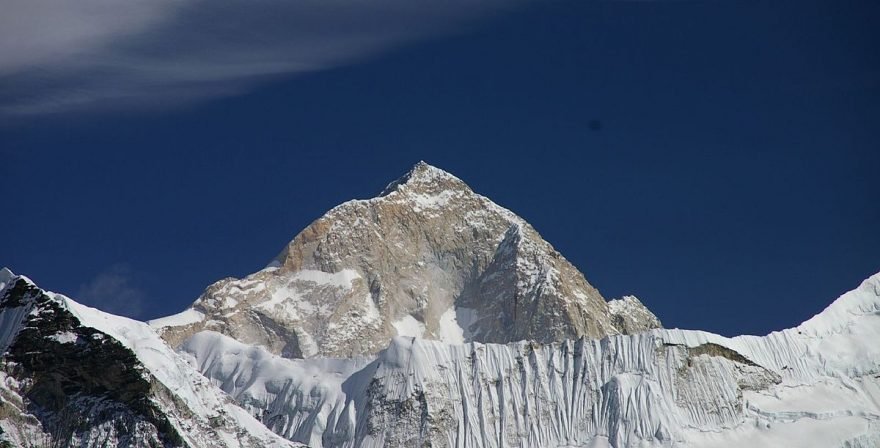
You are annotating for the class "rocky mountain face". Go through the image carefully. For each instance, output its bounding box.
[153,162,660,358]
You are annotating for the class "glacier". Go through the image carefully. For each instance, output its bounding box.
[178,273,880,447]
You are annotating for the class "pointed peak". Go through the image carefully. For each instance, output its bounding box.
[379,161,471,197]
[0,267,34,290]
[405,160,452,181]
[412,160,434,171]
[0,267,15,284]
[0,267,17,294]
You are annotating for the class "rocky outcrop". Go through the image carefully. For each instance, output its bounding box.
[608,296,663,335]
[0,277,183,446]
[154,162,661,358]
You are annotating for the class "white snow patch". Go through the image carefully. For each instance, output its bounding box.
[148,308,205,329]
[392,315,425,338]
[435,306,465,344]
[48,331,79,344]
[407,189,458,212]
[258,269,360,321]
[294,269,360,288]
[260,288,306,320]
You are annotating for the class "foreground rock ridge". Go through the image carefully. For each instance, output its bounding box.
[0,268,300,447]
[153,162,661,358]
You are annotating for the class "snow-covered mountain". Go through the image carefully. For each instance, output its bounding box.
[152,162,660,359]
[1,162,877,447]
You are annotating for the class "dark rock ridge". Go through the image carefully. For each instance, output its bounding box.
[0,278,183,446]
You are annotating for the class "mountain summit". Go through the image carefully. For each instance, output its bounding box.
[153,162,660,358]
[378,160,468,196]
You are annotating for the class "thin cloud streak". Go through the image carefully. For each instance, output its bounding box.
[0,0,517,117]
[76,264,147,318]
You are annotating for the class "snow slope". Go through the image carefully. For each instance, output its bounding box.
[180,272,880,447]
[63,298,299,447]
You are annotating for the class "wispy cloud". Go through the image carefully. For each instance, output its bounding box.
[76,264,147,318]
[0,0,515,117]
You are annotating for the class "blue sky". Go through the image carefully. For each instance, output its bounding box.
[1,0,878,336]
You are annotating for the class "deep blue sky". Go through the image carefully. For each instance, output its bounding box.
[2,0,878,336]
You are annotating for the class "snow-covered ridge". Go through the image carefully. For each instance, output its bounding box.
[0,270,301,448]
[149,307,205,329]
[660,272,880,379]
[179,271,880,448]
